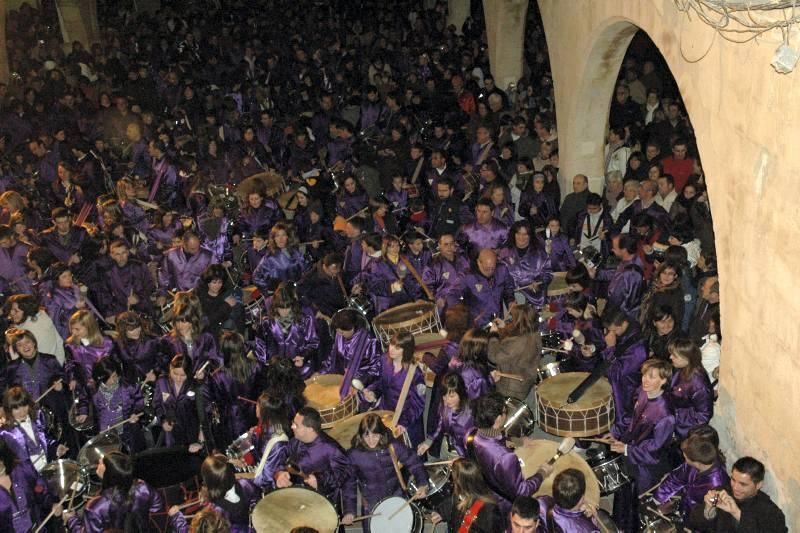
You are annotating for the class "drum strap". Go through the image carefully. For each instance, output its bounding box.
[399,255,434,300]
[458,499,486,533]
[410,156,424,185]
[391,363,418,428]
[254,432,289,481]
[387,443,407,492]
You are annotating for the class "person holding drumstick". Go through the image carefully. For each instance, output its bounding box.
[0,439,56,532]
[536,468,606,531]
[0,386,69,471]
[430,458,503,532]
[417,372,475,458]
[341,413,428,530]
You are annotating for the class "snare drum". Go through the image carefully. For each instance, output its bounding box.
[586,448,631,495]
[540,329,564,349]
[304,374,359,428]
[244,295,266,326]
[348,294,373,317]
[226,432,255,470]
[252,487,339,533]
[639,500,681,532]
[515,439,601,507]
[78,432,122,470]
[41,460,88,508]
[407,464,451,512]
[370,496,424,533]
[536,372,614,437]
[502,397,536,438]
[537,361,562,382]
[372,301,443,349]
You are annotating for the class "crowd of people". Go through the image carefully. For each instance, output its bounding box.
[0,0,788,531]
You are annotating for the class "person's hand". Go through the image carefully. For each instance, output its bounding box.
[341,513,354,525]
[580,344,596,358]
[145,370,157,383]
[528,281,541,291]
[162,420,174,432]
[75,299,86,309]
[69,380,77,391]
[275,471,291,488]
[430,512,442,525]
[52,502,64,517]
[363,390,376,403]
[188,442,204,453]
[62,511,75,523]
[195,367,206,381]
[714,489,741,520]
[604,330,617,347]
[390,281,403,293]
[105,315,117,325]
[306,474,318,489]
[127,293,139,306]
[68,254,81,265]
[395,424,407,435]
[293,356,304,368]
[536,462,555,478]
[417,442,430,456]
[610,441,626,454]
[168,505,181,517]
[222,261,232,268]
[351,284,362,295]
[435,298,445,309]
[491,317,505,331]
[586,265,597,279]
[156,295,167,307]
[56,444,69,458]
[490,370,500,383]
[75,414,87,424]
[580,502,598,519]
[224,296,237,307]
[414,485,428,499]
[129,413,141,424]
[53,379,64,392]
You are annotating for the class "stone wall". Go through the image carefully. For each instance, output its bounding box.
[532,0,799,526]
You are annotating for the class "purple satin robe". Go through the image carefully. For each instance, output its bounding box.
[0,241,33,295]
[39,225,88,263]
[368,358,426,446]
[198,215,233,263]
[152,377,202,446]
[470,431,544,516]
[160,332,222,372]
[249,425,290,491]
[0,410,55,466]
[547,234,577,272]
[237,201,279,237]
[208,366,264,442]
[519,189,558,228]
[42,285,80,339]
[116,336,164,380]
[281,433,350,503]
[92,382,144,442]
[353,257,415,315]
[537,495,602,532]
[336,191,368,218]
[603,326,648,435]
[203,479,260,533]
[252,248,308,292]
[597,256,645,320]
[0,460,51,532]
[426,404,475,457]
[449,360,494,400]
[66,480,164,533]
[459,220,508,252]
[102,260,155,317]
[498,246,554,307]
[668,369,714,439]
[257,311,319,379]
[65,337,116,385]
[3,354,64,400]
[422,254,470,309]
[321,329,382,396]
[461,265,516,327]
[653,461,729,520]
[611,388,675,491]
[158,246,214,291]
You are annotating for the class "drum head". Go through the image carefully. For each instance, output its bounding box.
[515,439,601,507]
[78,432,122,468]
[371,496,418,531]
[373,301,435,329]
[305,374,346,410]
[325,410,395,449]
[537,372,612,408]
[252,487,339,533]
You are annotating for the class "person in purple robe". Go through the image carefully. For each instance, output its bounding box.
[242,227,269,283]
[607,358,676,530]
[537,469,608,532]
[38,207,89,264]
[160,295,222,372]
[147,210,182,251]
[275,407,350,506]
[461,249,516,328]
[252,222,308,294]
[667,338,714,439]
[458,199,508,257]
[114,311,164,382]
[602,309,649,435]
[63,451,164,532]
[147,139,179,207]
[485,182,515,228]
[246,392,290,491]
[554,293,606,374]
[499,221,553,308]
[64,310,116,389]
[0,386,69,471]
[363,333,426,447]
[327,121,355,173]
[41,263,85,339]
[652,429,729,522]
[152,354,207,451]
[422,233,470,313]
[448,329,495,400]
[52,161,87,213]
[418,371,475,458]
[341,413,429,531]
[158,231,214,292]
[386,175,409,214]
[321,309,382,403]
[0,440,55,533]
[197,200,233,264]
[335,175,369,219]
[255,283,319,379]
[235,189,280,242]
[91,357,147,453]
[590,234,645,321]
[469,393,554,518]
[101,239,155,320]
[0,224,34,296]
[544,217,577,273]
[352,234,415,315]
[518,172,559,230]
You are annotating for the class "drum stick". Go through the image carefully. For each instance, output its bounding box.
[638,473,671,499]
[134,198,160,210]
[35,380,61,404]
[351,513,380,523]
[66,478,81,512]
[298,239,326,246]
[176,498,202,511]
[542,347,569,354]
[34,492,73,533]
[346,207,369,222]
[423,459,457,467]
[105,413,141,433]
[388,493,421,520]
[645,506,672,523]
[494,372,525,382]
[580,437,614,444]
[194,360,211,379]
[237,396,258,405]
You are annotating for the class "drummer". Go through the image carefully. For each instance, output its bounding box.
[461,249,515,328]
[341,413,428,531]
[0,439,55,532]
[90,357,147,453]
[114,311,164,384]
[248,392,290,491]
[151,354,207,452]
[487,304,540,402]
[274,407,350,507]
[418,372,475,458]
[497,220,553,309]
[252,222,308,295]
[0,386,69,471]
[352,234,415,315]
[362,332,426,446]
[536,468,605,531]
[468,393,554,520]
[421,233,470,314]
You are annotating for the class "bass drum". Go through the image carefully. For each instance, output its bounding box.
[252,487,339,533]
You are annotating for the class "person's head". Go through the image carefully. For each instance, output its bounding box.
[639,180,658,201]
[611,233,638,260]
[476,249,497,278]
[672,138,689,160]
[331,309,359,339]
[436,178,454,200]
[438,233,456,258]
[475,198,493,225]
[108,239,130,268]
[3,385,35,423]
[615,84,629,104]
[256,391,289,433]
[172,296,202,338]
[681,431,720,469]
[5,294,39,325]
[655,261,680,287]
[92,356,122,388]
[191,508,232,533]
[546,217,561,237]
[269,222,295,251]
[168,354,192,387]
[586,193,603,215]
[270,282,302,320]
[474,392,507,430]
[607,127,625,145]
[651,305,677,336]
[7,329,37,359]
[509,496,540,533]
[505,304,539,338]
[388,331,415,366]
[68,309,102,345]
[641,358,672,393]
[182,231,202,255]
[668,337,702,375]
[552,468,586,510]
[509,220,533,250]
[657,174,675,197]
[321,253,343,278]
[381,234,402,258]
[602,308,631,336]
[353,412,393,450]
[344,217,365,239]
[565,264,592,292]
[201,454,236,501]
[730,457,765,500]
[441,372,468,412]
[115,311,145,342]
[99,451,134,493]
[606,170,623,192]
[572,174,588,193]
[52,207,72,234]
[292,407,322,443]
[621,179,639,203]
[450,458,495,512]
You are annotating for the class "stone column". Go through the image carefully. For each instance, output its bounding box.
[0,0,8,84]
[55,0,99,49]
[482,0,528,89]
[448,0,470,34]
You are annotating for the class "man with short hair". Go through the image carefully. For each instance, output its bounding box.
[461,249,515,327]
[661,137,695,193]
[499,116,538,162]
[429,178,463,238]
[458,199,508,256]
[656,174,679,214]
[688,276,720,343]
[604,127,631,178]
[572,193,613,258]
[0,224,33,296]
[39,207,88,266]
[613,180,671,234]
[425,149,462,200]
[508,496,539,533]
[158,231,213,292]
[101,239,155,320]
[560,174,590,236]
[422,233,470,312]
[689,456,787,532]
[537,469,605,531]
[591,233,646,320]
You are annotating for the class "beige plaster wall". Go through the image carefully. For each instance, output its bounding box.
[534,0,799,526]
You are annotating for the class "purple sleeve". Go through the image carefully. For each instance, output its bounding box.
[394,441,428,488]
[496,451,543,498]
[677,377,714,435]
[397,367,426,429]
[315,446,350,497]
[652,464,689,504]
[627,415,676,466]
[169,511,189,533]
[342,451,359,515]
[254,440,289,491]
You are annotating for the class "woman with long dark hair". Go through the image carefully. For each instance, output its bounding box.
[251,222,308,294]
[0,439,54,532]
[488,304,540,401]
[91,357,147,453]
[646,305,681,361]
[115,311,164,383]
[431,458,501,532]
[152,354,206,451]
[196,264,244,337]
[160,292,222,372]
[247,393,290,491]
[64,451,165,532]
[667,338,714,440]
[0,386,68,471]
[498,220,553,308]
[448,329,494,400]
[418,372,475,458]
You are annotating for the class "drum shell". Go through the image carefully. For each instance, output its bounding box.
[372,301,442,348]
[407,465,452,512]
[502,397,536,438]
[78,432,122,470]
[536,361,562,382]
[586,448,631,495]
[536,372,614,438]
[304,374,359,428]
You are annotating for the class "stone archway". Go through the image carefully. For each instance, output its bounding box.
[536,1,800,523]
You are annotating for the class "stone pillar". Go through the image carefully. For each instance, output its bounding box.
[482,0,528,89]
[448,0,470,33]
[55,0,99,49]
[0,0,8,84]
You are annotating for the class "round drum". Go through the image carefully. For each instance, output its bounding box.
[586,448,631,495]
[252,486,339,533]
[536,372,614,438]
[502,397,536,438]
[78,431,122,469]
[515,439,601,507]
[537,361,562,382]
[41,460,88,507]
[372,301,442,348]
[407,464,451,512]
[325,410,410,449]
[304,374,359,428]
[547,272,571,297]
[371,496,423,533]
